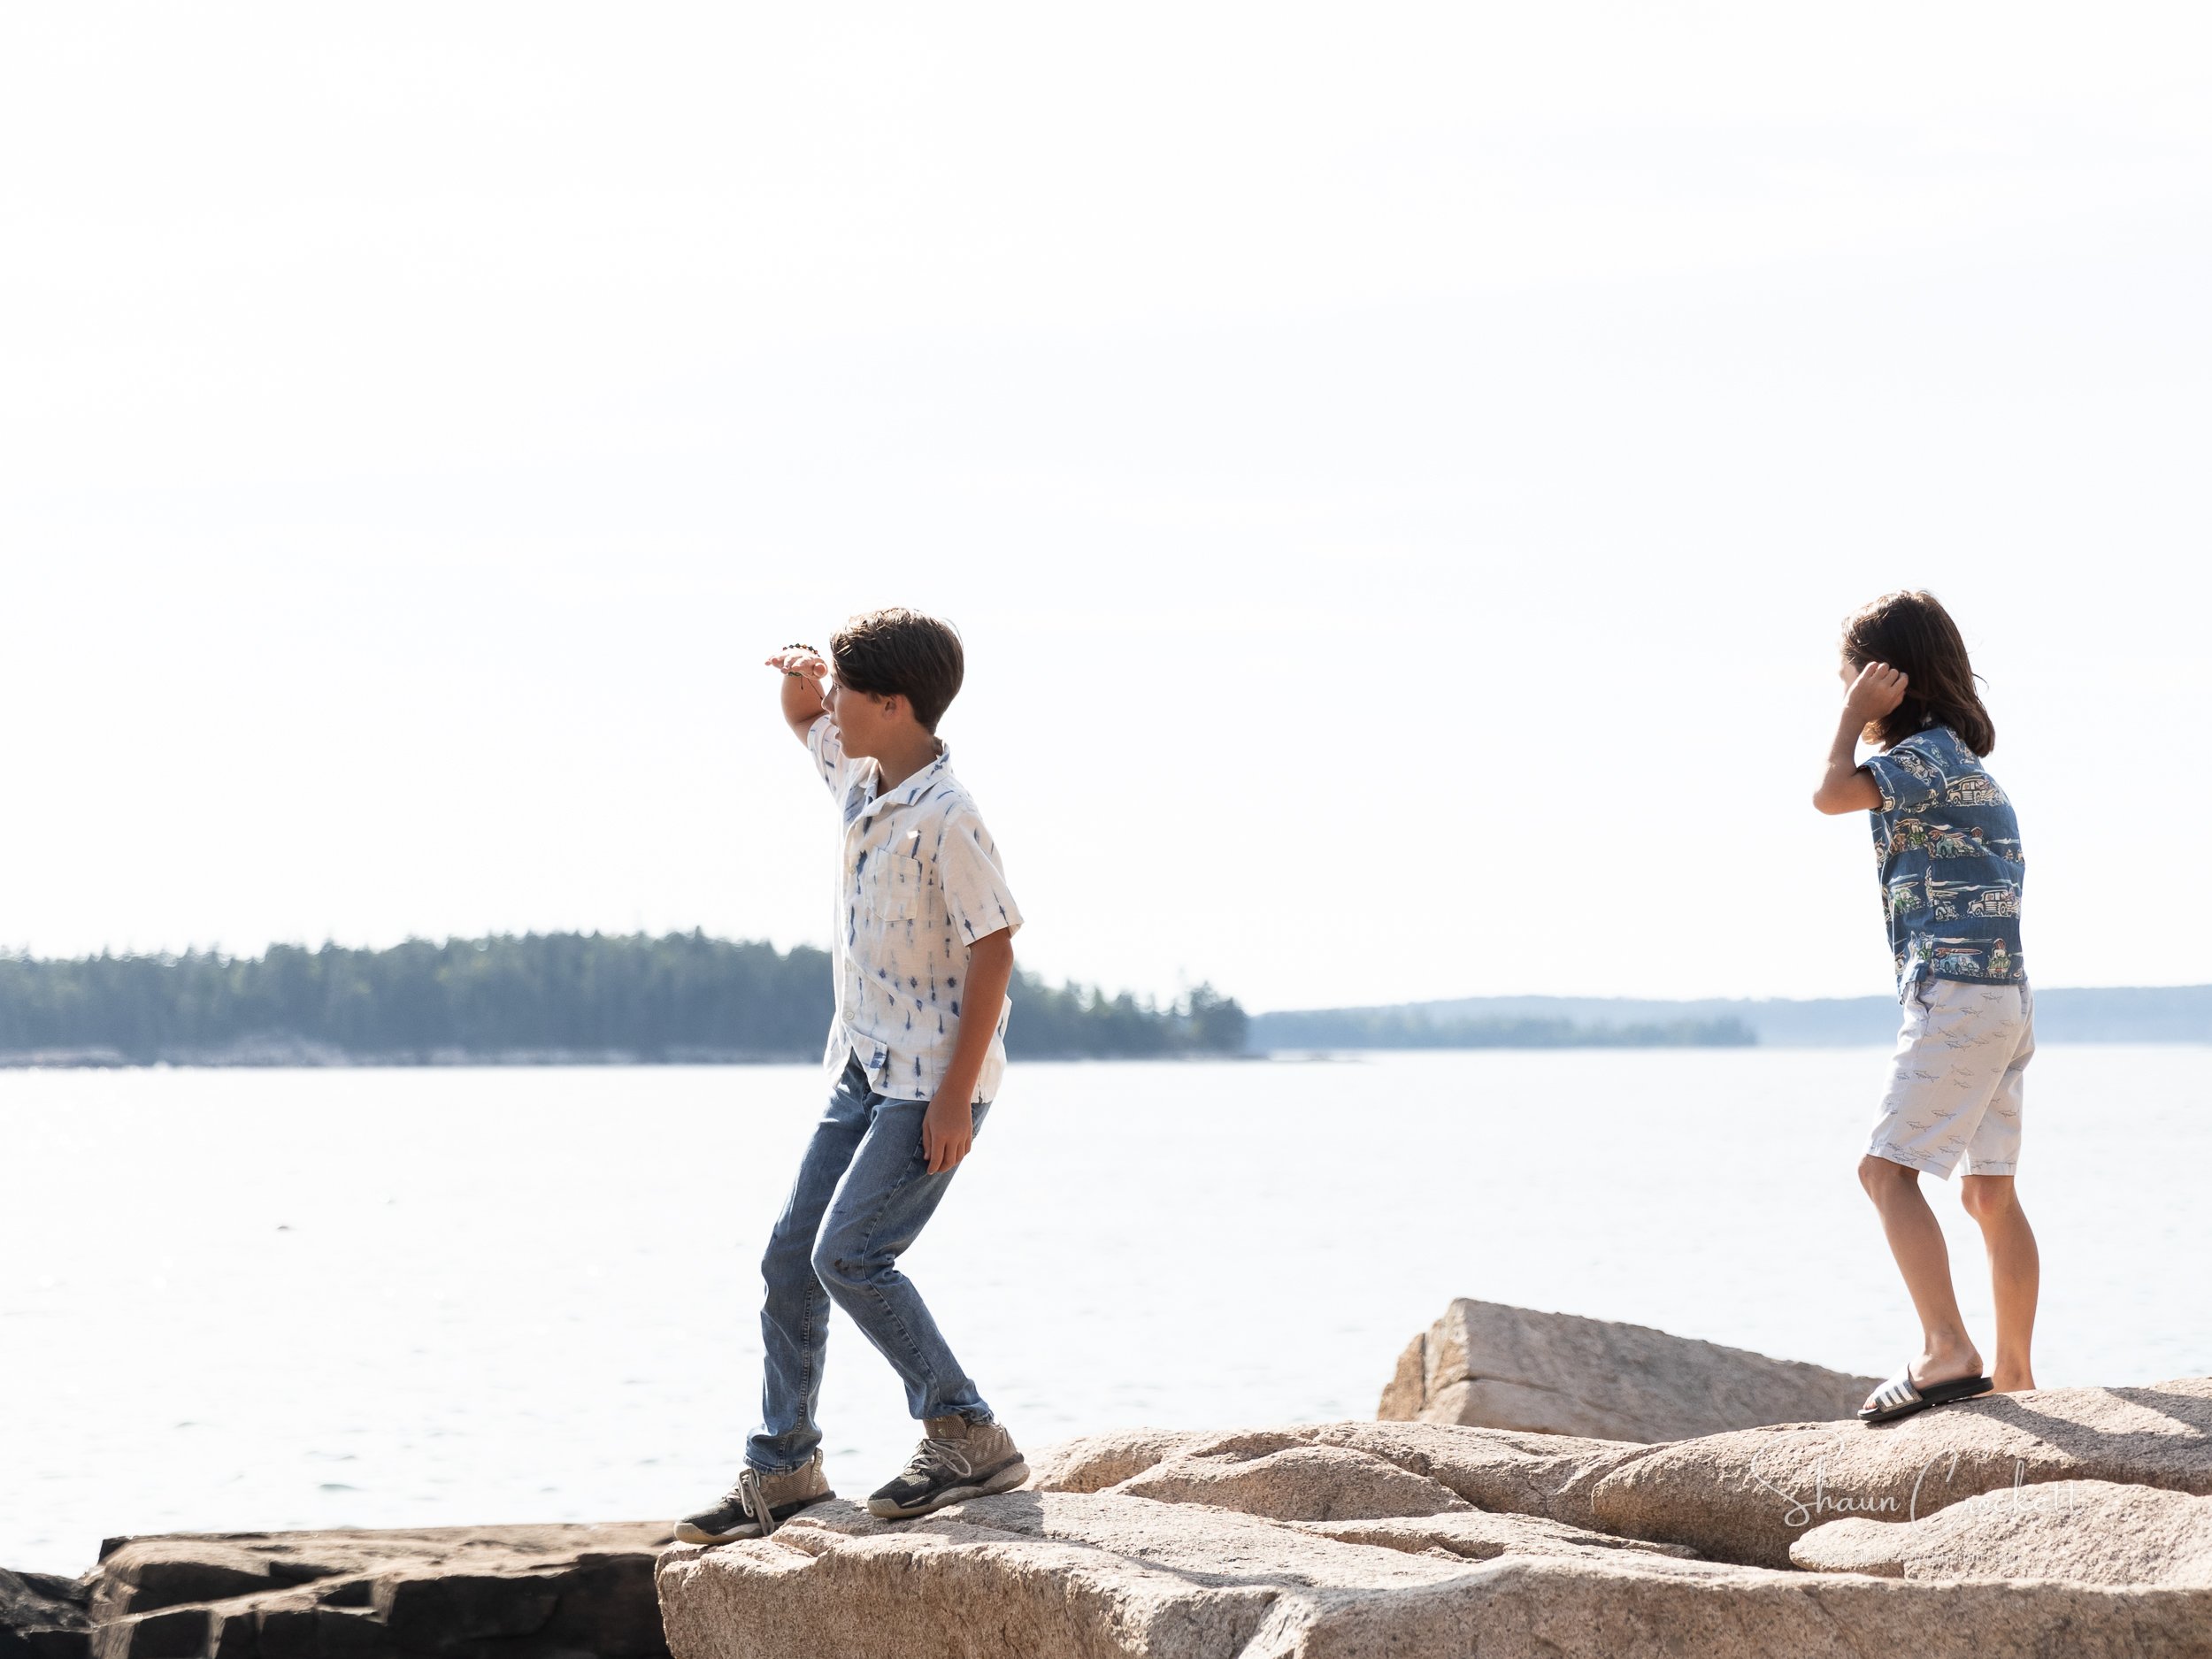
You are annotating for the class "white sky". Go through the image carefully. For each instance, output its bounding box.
[3,4,2207,1009]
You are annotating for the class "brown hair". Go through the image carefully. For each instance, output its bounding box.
[1840,589,1996,756]
[830,607,965,732]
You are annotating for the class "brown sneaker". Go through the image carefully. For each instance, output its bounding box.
[675,1454,834,1543]
[865,1416,1029,1519]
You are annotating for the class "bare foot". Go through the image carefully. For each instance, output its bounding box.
[1863,1342,1985,1413]
[1991,1368,2036,1394]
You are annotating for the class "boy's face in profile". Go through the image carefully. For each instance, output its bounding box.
[823,672,908,760]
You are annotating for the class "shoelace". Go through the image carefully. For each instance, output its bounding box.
[897,1434,974,1486]
[735,1466,780,1537]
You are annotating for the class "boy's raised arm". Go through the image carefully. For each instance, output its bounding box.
[766,646,829,743]
[1813,662,1903,815]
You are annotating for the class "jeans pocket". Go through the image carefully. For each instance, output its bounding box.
[907,1099,987,1171]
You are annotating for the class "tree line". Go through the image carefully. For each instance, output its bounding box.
[0,933,1249,1064]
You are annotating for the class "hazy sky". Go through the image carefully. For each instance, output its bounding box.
[4,4,2208,1009]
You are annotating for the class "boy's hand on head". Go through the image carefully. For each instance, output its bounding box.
[920,1093,973,1174]
[1843,661,1909,725]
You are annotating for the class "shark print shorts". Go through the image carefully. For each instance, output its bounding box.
[1867,978,2034,1179]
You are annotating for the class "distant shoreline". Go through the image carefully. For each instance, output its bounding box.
[1251,983,2212,1048]
[7,939,2202,1065]
[0,1016,1760,1069]
[0,1047,1272,1070]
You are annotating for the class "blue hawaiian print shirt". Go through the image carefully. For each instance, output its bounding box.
[1863,725,2026,997]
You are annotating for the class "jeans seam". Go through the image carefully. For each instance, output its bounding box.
[760,1079,856,1469]
[795,1281,818,1439]
[848,1147,936,1384]
[757,1227,828,1467]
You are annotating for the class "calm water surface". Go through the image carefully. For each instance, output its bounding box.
[4,1048,2208,1572]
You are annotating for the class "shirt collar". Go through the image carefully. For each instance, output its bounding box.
[860,743,952,817]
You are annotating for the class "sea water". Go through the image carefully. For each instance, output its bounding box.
[4,1047,2208,1572]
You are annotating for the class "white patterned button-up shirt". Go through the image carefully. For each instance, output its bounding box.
[806,714,1023,1102]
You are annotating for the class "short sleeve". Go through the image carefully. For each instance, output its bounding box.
[1863,733,1945,815]
[936,808,1024,946]
[804,715,846,799]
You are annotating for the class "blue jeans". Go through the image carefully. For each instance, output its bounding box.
[747,1052,993,1472]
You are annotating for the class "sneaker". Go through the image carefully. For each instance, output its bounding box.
[675,1454,834,1543]
[866,1415,1029,1519]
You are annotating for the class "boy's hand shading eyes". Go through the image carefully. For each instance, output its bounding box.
[1844,661,1909,724]
[765,648,828,680]
[770,647,832,742]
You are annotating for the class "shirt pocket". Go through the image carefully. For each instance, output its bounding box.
[861,849,926,924]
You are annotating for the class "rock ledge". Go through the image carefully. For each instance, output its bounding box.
[76,1524,672,1659]
[661,1382,2212,1657]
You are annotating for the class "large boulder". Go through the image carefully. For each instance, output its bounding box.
[655,1486,2211,1658]
[82,1525,672,1659]
[2,1568,90,1659]
[1380,1299,1879,1441]
[1793,1479,2212,1586]
[1585,1376,2212,1568]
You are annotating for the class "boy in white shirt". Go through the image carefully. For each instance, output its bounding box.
[677,608,1027,1542]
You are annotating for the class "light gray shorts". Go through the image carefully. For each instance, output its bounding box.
[1867,977,2033,1179]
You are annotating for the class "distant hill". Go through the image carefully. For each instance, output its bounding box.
[1250,985,2212,1050]
[1242,1008,1755,1050]
[0,933,1248,1066]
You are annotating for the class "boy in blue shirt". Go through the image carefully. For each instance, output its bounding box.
[1813,590,2039,1424]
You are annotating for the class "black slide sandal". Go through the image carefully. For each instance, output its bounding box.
[1858,1366,1995,1425]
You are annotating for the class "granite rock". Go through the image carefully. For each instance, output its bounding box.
[1380,1299,1879,1441]
[2,1567,91,1659]
[85,1525,672,1659]
[1291,1510,1696,1563]
[656,1486,2212,1658]
[1022,1430,1213,1495]
[1024,1386,2212,1578]
[1793,1478,2212,1586]
[1586,1376,2212,1567]
[1113,1444,1474,1523]
[1027,1420,1645,1525]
